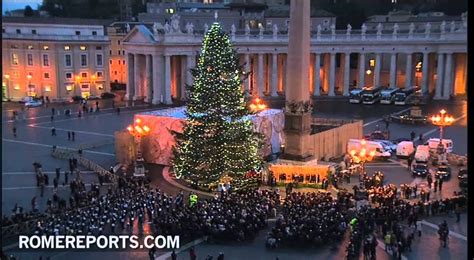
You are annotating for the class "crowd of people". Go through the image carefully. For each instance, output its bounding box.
[266,191,350,248]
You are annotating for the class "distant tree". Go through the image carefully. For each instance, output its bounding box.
[24,5,34,17]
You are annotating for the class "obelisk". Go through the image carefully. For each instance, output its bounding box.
[281,0,313,161]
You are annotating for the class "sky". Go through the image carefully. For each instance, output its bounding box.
[2,0,42,14]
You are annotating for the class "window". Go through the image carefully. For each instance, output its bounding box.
[114,71,117,75]
[11,53,19,65]
[42,54,49,67]
[110,60,112,65]
[2,28,5,33]
[117,50,121,55]
[80,46,87,51]
[96,46,102,50]
[32,29,37,34]
[27,54,33,66]
[66,85,73,91]
[45,85,51,92]
[118,40,120,45]
[27,45,34,50]
[76,31,81,35]
[64,45,70,51]
[81,72,88,78]
[43,45,49,50]
[109,50,112,55]
[96,54,103,66]
[13,71,19,78]
[65,72,73,79]
[92,31,97,36]
[16,29,21,34]
[118,60,121,65]
[65,54,72,67]
[123,60,125,65]
[81,54,87,67]
[96,71,103,78]
[44,72,50,79]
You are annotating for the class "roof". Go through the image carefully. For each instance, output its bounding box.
[1,16,113,26]
[265,9,335,18]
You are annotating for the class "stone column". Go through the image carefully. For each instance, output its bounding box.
[271,53,278,96]
[374,53,382,86]
[133,54,140,100]
[343,53,350,96]
[442,53,453,99]
[421,52,429,94]
[257,53,264,97]
[313,53,321,96]
[164,54,172,104]
[358,53,366,88]
[125,53,134,100]
[152,54,163,104]
[244,54,251,96]
[389,53,397,88]
[328,52,336,96]
[405,53,413,88]
[145,54,152,103]
[186,55,195,87]
[434,53,444,99]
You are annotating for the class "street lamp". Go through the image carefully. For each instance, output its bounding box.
[415,61,422,87]
[430,109,454,162]
[249,97,267,112]
[349,139,376,174]
[127,118,151,177]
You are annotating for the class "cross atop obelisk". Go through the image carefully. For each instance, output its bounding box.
[281,0,313,161]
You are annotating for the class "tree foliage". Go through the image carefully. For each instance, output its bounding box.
[172,23,263,190]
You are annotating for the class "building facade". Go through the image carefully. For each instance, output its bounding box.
[2,17,111,101]
[121,14,467,105]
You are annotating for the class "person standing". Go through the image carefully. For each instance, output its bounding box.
[171,250,177,260]
[419,133,423,144]
[427,174,433,189]
[55,167,60,180]
[434,178,438,192]
[217,252,224,260]
[116,107,120,115]
[64,171,69,185]
[455,204,461,223]
[12,126,17,137]
[410,131,416,141]
[189,247,197,260]
[72,131,75,141]
[67,131,71,141]
[51,127,57,136]
[439,178,443,191]
[53,177,58,189]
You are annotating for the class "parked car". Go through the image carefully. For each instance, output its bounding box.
[458,168,468,188]
[69,95,85,102]
[435,165,451,180]
[25,99,43,107]
[100,92,116,99]
[87,95,101,100]
[412,163,429,177]
[373,140,397,153]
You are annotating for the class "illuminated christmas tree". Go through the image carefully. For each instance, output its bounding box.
[172,22,263,190]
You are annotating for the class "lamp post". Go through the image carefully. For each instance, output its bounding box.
[430,109,454,163]
[415,61,422,87]
[3,74,10,101]
[127,118,151,177]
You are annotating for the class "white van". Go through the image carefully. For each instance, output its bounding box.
[347,139,391,160]
[396,141,415,158]
[414,145,430,163]
[427,138,453,153]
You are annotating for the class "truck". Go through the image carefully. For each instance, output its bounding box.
[396,141,415,159]
[347,139,392,161]
[427,138,453,153]
[414,145,430,163]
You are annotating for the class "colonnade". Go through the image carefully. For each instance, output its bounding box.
[125,51,467,102]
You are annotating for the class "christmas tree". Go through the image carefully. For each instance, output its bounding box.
[172,22,263,190]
